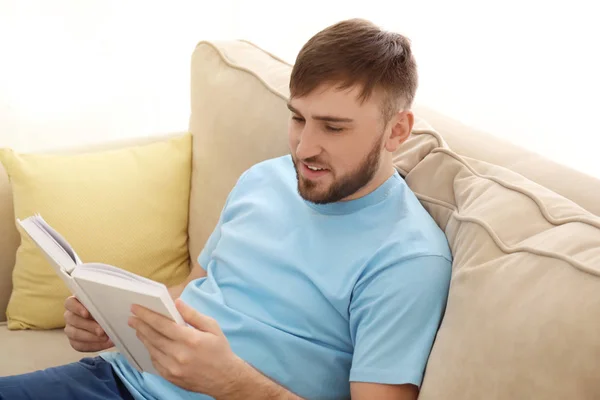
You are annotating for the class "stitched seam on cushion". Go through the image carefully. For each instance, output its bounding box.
[410,130,600,229]
[238,39,293,66]
[194,40,290,103]
[417,196,600,277]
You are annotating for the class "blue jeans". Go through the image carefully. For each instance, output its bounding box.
[0,356,134,400]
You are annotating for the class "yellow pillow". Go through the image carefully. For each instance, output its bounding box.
[0,134,192,330]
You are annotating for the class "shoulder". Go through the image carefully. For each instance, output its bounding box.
[225,155,294,195]
[384,176,452,262]
[355,180,453,291]
[218,155,297,219]
[232,155,294,189]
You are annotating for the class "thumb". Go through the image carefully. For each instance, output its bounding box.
[175,298,222,336]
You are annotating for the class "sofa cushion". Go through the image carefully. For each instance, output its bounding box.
[0,134,193,329]
[413,104,600,217]
[394,124,600,399]
[187,41,291,267]
[0,321,107,375]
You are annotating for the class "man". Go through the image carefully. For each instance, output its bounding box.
[0,18,451,400]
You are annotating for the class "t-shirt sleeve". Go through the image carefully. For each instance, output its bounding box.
[197,214,224,270]
[197,170,250,270]
[349,254,452,387]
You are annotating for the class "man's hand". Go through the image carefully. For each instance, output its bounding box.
[129,299,241,397]
[129,299,304,399]
[64,296,114,352]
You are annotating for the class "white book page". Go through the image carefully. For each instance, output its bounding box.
[78,263,163,289]
[17,217,77,276]
[31,214,83,266]
[72,268,185,375]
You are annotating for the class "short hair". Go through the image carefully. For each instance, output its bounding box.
[290,18,418,122]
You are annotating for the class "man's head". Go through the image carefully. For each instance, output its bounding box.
[288,18,417,204]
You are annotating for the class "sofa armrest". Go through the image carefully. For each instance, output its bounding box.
[0,161,18,322]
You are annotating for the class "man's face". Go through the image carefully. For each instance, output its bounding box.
[287,83,388,204]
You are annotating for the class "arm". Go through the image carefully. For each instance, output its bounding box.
[223,366,418,400]
[351,382,418,400]
[348,255,452,398]
[216,357,305,400]
[129,298,306,400]
[168,261,207,300]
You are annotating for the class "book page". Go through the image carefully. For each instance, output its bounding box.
[79,263,163,288]
[32,214,83,265]
[17,217,78,276]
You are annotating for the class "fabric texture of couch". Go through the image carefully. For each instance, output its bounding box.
[1,39,600,399]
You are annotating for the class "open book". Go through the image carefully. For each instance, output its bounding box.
[17,214,185,376]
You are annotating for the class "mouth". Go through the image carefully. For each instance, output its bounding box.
[299,162,330,180]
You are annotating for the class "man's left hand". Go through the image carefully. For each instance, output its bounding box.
[129,299,242,397]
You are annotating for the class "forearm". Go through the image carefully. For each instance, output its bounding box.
[216,357,304,400]
[168,282,187,300]
[168,263,206,300]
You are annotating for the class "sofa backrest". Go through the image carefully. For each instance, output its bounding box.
[186,39,600,264]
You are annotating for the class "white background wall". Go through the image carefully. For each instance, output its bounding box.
[1,0,599,178]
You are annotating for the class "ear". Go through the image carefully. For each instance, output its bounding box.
[384,110,414,152]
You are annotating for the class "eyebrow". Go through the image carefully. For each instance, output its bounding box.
[287,102,354,123]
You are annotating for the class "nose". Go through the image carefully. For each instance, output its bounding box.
[295,124,321,161]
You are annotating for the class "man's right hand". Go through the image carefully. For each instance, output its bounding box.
[64,296,114,352]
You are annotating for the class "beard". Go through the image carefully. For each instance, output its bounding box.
[293,134,384,204]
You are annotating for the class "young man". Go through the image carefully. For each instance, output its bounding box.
[0,18,452,400]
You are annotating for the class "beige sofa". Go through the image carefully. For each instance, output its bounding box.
[2,40,600,398]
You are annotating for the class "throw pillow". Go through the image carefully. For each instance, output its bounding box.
[394,123,600,399]
[0,133,192,330]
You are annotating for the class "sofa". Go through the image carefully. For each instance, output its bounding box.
[1,39,600,399]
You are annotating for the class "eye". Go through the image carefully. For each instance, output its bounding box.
[325,125,344,133]
[292,116,305,123]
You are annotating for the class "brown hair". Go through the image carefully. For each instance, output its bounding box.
[290,18,418,122]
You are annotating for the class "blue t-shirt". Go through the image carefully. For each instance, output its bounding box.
[102,155,452,399]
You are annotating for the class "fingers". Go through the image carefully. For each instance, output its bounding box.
[63,296,117,353]
[131,305,182,341]
[64,323,108,343]
[64,295,110,353]
[64,296,91,319]
[64,309,106,338]
[132,318,172,355]
[69,337,114,353]
[176,299,221,335]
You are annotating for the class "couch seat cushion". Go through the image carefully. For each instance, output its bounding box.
[0,322,111,376]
